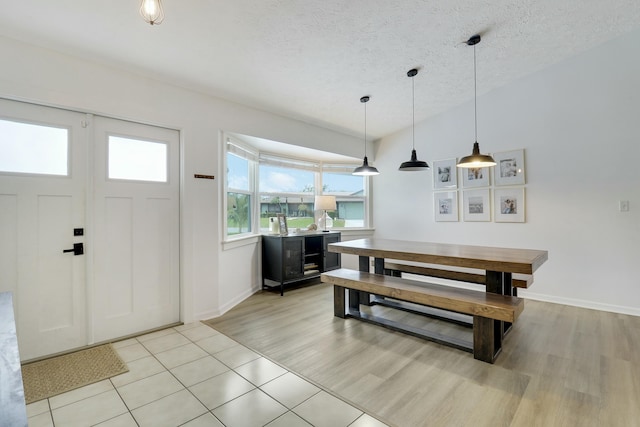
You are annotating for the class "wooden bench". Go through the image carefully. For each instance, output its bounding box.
[321,268,524,363]
[384,261,533,294]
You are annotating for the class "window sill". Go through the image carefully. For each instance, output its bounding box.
[221,228,374,251]
[335,228,375,239]
[222,234,260,251]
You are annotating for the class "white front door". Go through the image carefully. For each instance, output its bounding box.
[0,99,181,360]
[0,99,87,360]
[91,116,180,342]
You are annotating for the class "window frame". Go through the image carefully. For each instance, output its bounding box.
[222,134,372,241]
[224,136,258,240]
[320,167,369,230]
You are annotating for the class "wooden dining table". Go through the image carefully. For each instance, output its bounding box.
[327,238,548,356]
[328,238,548,294]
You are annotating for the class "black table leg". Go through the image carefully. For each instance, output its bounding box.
[374,257,384,274]
[474,270,512,362]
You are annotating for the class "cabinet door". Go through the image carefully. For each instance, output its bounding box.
[283,237,304,280]
[323,233,341,271]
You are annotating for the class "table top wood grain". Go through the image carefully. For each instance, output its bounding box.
[328,238,548,275]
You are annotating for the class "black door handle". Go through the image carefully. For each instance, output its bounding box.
[63,243,84,256]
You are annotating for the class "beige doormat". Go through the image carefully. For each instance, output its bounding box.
[21,344,128,404]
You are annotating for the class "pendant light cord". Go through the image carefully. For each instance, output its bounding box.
[474,44,477,142]
[412,74,415,150]
[364,100,367,156]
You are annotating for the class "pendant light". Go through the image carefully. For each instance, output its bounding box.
[457,34,496,169]
[399,69,429,171]
[140,0,165,25]
[353,96,380,176]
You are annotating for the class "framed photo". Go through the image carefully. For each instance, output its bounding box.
[277,213,288,235]
[494,187,525,223]
[461,166,490,188]
[434,191,458,222]
[462,189,491,222]
[494,149,525,186]
[433,158,457,189]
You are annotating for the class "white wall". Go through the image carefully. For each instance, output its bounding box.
[2,25,638,321]
[373,28,640,315]
[0,35,364,323]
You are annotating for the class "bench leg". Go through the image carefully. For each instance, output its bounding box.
[358,256,373,306]
[473,316,503,363]
[349,289,361,312]
[334,285,363,318]
[334,286,346,318]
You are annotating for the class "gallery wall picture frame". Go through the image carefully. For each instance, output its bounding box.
[462,189,491,222]
[277,213,289,235]
[434,191,458,222]
[494,187,525,223]
[494,149,525,186]
[433,158,458,189]
[461,166,490,188]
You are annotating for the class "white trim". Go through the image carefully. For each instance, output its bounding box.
[519,290,640,317]
[339,228,375,240]
[226,136,258,162]
[196,286,261,320]
[387,270,640,317]
[222,234,260,251]
[193,309,221,322]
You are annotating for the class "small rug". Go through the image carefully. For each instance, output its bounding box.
[21,344,128,404]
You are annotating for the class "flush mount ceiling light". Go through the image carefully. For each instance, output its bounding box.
[353,96,380,176]
[399,68,430,171]
[457,34,496,169]
[140,0,165,25]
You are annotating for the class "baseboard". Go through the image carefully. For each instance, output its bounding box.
[193,308,222,321]
[197,286,262,321]
[520,290,640,317]
[196,283,640,321]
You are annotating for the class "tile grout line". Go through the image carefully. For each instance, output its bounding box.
[28,323,389,427]
[174,327,325,426]
[199,321,391,426]
[137,330,223,426]
[175,327,299,425]
[200,327,375,427]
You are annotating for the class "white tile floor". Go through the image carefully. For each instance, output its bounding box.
[25,323,390,427]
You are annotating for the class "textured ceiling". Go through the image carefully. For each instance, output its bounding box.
[1,0,640,140]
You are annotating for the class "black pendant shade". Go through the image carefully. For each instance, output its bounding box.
[399,68,429,171]
[353,156,379,176]
[399,149,430,171]
[457,35,496,169]
[353,96,380,176]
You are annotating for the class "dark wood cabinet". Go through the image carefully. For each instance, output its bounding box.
[262,232,341,295]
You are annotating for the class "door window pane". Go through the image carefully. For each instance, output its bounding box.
[108,136,167,182]
[0,119,68,175]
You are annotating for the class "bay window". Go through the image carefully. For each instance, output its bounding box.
[224,134,370,240]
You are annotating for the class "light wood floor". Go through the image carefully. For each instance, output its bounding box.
[204,282,640,427]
